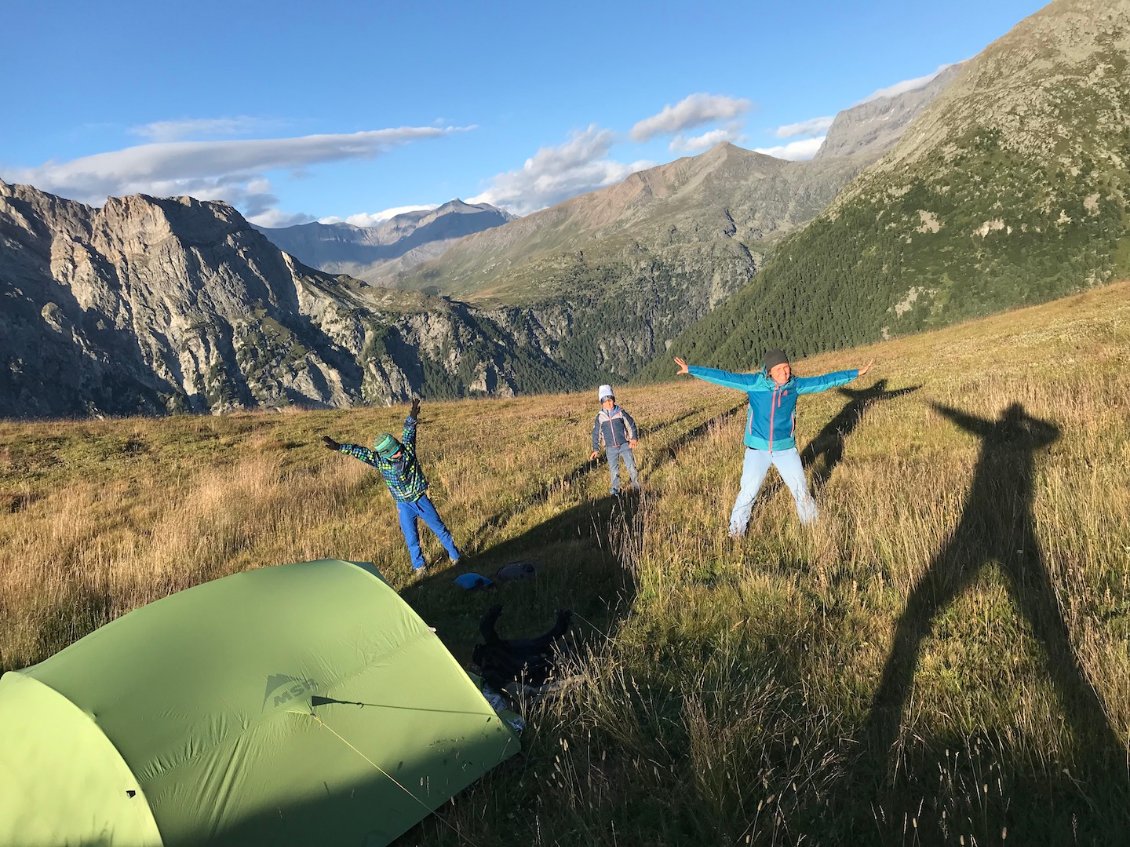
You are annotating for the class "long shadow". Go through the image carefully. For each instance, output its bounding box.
[754,380,919,507]
[462,400,745,553]
[461,457,601,554]
[655,399,747,461]
[803,380,920,488]
[863,401,1124,771]
[392,494,643,845]
[401,494,642,667]
[407,399,748,660]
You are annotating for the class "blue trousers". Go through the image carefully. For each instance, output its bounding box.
[729,447,817,534]
[397,494,460,570]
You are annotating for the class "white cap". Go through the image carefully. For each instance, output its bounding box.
[598,384,614,401]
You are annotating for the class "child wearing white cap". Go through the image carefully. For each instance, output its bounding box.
[590,384,640,496]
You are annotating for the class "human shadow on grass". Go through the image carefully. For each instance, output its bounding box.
[654,399,748,462]
[803,380,920,488]
[460,457,606,554]
[387,494,643,846]
[399,399,744,659]
[860,401,1125,786]
[753,380,920,511]
[462,401,744,554]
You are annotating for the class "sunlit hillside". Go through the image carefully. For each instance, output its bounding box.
[2,281,1128,844]
[638,0,1130,385]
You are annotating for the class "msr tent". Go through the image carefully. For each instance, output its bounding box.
[0,559,519,846]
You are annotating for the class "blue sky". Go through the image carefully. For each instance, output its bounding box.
[3,0,1048,227]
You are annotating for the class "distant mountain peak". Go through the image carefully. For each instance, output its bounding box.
[254,197,513,282]
[392,77,959,304]
[0,180,580,417]
[703,140,745,157]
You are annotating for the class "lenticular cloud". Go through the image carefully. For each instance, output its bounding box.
[6,126,472,207]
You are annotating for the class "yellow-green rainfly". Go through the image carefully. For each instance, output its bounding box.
[0,559,519,846]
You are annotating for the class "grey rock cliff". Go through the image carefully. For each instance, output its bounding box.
[815,64,965,160]
[0,183,564,418]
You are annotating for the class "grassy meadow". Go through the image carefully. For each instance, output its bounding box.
[2,282,1129,844]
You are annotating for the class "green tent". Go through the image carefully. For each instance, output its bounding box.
[0,559,519,846]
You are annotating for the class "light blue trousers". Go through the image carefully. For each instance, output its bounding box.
[605,444,639,494]
[729,447,817,534]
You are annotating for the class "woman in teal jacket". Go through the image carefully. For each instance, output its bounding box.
[674,349,872,533]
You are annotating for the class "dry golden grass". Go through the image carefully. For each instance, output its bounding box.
[1,281,1129,844]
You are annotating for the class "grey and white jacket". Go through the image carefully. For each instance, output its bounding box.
[592,406,639,452]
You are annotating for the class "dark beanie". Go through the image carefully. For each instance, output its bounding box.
[762,349,790,370]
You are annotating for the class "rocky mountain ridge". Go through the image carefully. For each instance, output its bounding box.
[0,182,581,418]
[253,199,512,285]
[0,50,965,418]
[396,71,962,306]
[814,63,964,160]
[369,76,963,384]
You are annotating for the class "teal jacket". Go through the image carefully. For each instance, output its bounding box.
[688,365,859,451]
[337,416,428,502]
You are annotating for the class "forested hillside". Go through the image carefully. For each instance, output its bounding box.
[640,0,1130,377]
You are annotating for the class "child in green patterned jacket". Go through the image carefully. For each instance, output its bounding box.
[322,398,462,572]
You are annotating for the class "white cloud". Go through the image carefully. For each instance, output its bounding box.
[858,62,961,104]
[247,208,316,228]
[631,94,752,142]
[130,116,285,142]
[754,137,825,161]
[3,125,473,219]
[319,205,438,227]
[469,126,652,215]
[669,127,742,153]
[775,116,834,139]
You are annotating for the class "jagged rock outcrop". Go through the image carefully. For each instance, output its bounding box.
[0,183,568,418]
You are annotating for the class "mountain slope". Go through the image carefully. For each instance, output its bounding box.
[642,0,1130,377]
[370,78,960,384]
[254,199,512,284]
[400,144,866,303]
[0,182,574,418]
[398,70,962,308]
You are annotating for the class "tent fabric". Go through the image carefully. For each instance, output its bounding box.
[0,559,519,847]
[0,671,163,847]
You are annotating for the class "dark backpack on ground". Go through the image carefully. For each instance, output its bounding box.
[471,605,572,690]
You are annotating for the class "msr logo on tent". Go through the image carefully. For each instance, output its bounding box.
[262,673,320,711]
